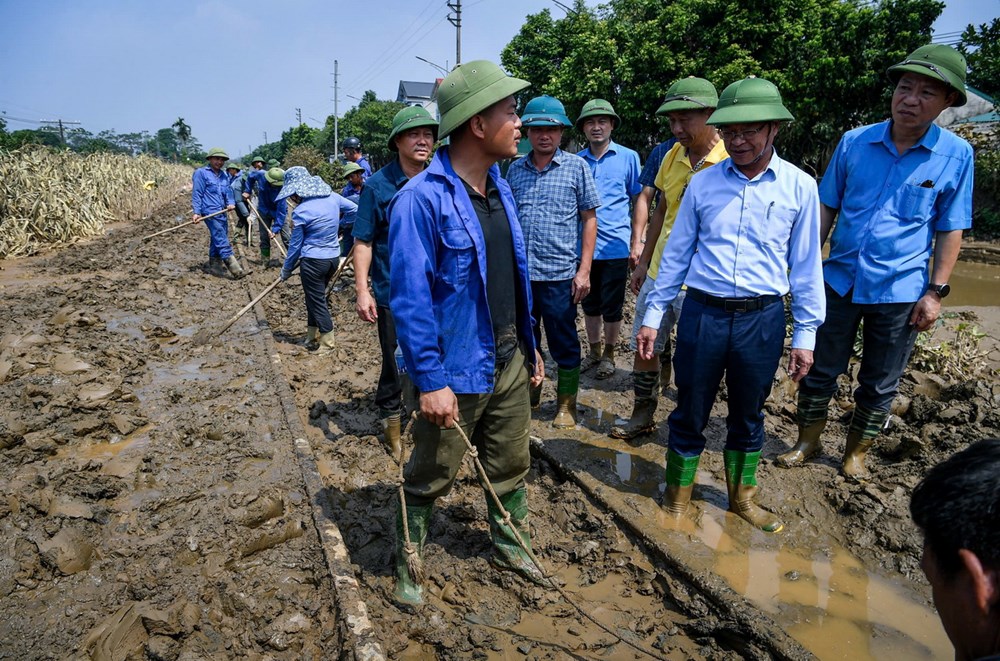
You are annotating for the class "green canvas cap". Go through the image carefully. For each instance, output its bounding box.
[342,162,365,176]
[388,106,439,150]
[707,77,794,125]
[656,77,719,115]
[575,98,621,131]
[436,60,530,139]
[206,147,229,160]
[887,44,967,106]
[250,155,265,165]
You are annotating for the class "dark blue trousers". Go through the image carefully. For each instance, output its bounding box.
[668,296,785,457]
[205,216,233,259]
[299,257,337,333]
[800,285,918,412]
[530,279,581,369]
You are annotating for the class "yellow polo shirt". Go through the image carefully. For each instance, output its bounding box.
[648,139,729,280]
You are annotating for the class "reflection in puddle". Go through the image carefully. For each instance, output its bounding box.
[563,440,952,660]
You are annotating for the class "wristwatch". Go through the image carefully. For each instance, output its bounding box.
[927,283,951,298]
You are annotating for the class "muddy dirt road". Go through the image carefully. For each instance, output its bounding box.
[2,190,998,660]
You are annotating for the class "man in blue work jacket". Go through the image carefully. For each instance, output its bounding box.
[389,60,546,606]
[192,147,243,279]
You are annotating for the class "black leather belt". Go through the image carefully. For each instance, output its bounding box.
[686,288,782,313]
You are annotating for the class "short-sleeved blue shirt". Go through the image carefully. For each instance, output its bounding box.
[820,120,974,304]
[578,140,642,260]
[506,149,600,281]
[638,138,678,189]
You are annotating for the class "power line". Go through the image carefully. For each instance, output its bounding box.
[343,16,448,99]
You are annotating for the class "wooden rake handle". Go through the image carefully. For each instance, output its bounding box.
[141,208,227,241]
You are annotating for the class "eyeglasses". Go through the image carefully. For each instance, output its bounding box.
[718,124,768,142]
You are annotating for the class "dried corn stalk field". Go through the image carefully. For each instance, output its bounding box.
[0,146,192,258]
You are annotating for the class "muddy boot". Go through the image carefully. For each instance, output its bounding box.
[776,420,826,468]
[224,255,247,280]
[304,326,319,350]
[595,344,616,380]
[842,404,886,481]
[260,248,271,266]
[610,370,659,440]
[381,410,402,458]
[313,330,336,356]
[394,501,433,606]
[487,487,547,586]
[659,350,672,395]
[529,382,542,409]
[723,450,783,533]
[662,450,700,517]
[580,342,602,372]
[207,256,226,277]
[552,367,579,429]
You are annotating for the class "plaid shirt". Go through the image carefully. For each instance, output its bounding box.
[506,149,600,281]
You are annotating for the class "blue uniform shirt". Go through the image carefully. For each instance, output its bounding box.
[638,138,679,189]
[507,148,601,281]
[356,156,372,178]
[820,120,974,304]
[244,169,265,196]
[578,140,642,260]
[340,181,363,227]
[643,152,826,351]
[282,193,358,269]
[256,182,289,233]
[388,147,536,395]
[192,166,234,215]
[353,159,408,307]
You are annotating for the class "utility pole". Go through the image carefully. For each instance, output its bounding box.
[263,131,268,144]
[447,0,461,66]
[333,60,340,155]
[39,118,81,145]
[296,108,302,124]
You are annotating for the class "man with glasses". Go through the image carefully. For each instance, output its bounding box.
[636,77,825,532]
[612,77,727,441]
[778,44,974,481]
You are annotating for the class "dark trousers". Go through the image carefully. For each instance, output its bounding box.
[582,258,628,322]
[668,295,785,457]
[299,257,336,333]
[375,305,402,413]
[530,279,581,369]
[259,213,291,252]
[205,215,233,259]
[800,285,918,412]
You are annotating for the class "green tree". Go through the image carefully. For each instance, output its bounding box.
[502,0,943,171]
[280,123,321,155]
[149,127,180,160]
[283,145,345,189]
[959,18,1000,103]
[318,91,405,169]
[173,117,192,157]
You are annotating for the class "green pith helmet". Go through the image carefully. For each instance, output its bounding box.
[250,155,265,165]
[656,77,719,115]
[521,95,572,127]
[265,167,285,186]
[707,76,794,125]
[436,60,530,139]
[226,162,241,171]
[206,147,230,160]
[342,162,365,176]
[267,159,280,169]
[576,98,621,131]
[887,43,968,107]
[388,106,440,151]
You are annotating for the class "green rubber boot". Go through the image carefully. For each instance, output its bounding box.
[552,367,579,429]
[723,450,783,533]
[487,487,547,585]
[394,501,433,606]
[662,450,700,517]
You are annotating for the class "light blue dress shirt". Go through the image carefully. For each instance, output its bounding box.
[578,141,642,260]
[643,152,826,350]
[820,120,973,304]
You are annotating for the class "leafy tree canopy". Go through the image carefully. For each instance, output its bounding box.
[317,91,406,170]
[959,18,1000,103]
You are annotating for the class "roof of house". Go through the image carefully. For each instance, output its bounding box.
[397,81,437,103]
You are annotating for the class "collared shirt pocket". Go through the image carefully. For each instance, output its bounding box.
[439,222,475,286]
[753,204,796,250]
[899,183,937,224]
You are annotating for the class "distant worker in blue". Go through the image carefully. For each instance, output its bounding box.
[507,94,600,428]
[226,162,250,244]
[342,137,372,178]
[192,147,244,279]
[389,61,546,605]
[353,106,439,457]
[277,166,358,355]
[576,99,642,380]
[339,161,366,260]
[256,167,289,268]
[779,44,975,481]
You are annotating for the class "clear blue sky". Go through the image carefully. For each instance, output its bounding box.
[0,0,995,159]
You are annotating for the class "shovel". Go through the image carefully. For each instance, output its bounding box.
[192,270,295,345]
[141,208,227,241]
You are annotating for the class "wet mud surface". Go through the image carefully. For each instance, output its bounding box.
[2,193,998,660]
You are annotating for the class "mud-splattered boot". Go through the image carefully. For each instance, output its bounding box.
[659,349,672,396]
[313,330,336,356]
[723,450,783,533]
[595,344,616,380]
[777,390,831,468]
[394,501,433,606]
[381,410,402,458]
[304,326,319,351]
[580,342,602,373]
[224,255,247,280]
[842,404,885,481]
[610,370,659,440]
[552,367,579,429]
[260,248,271,267]
[487,487,547,586]
[662,450,700,517]
[208,256,226,277]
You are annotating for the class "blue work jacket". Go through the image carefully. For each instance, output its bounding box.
[388,147,536,395]
[243,169,265,196]
[282,193,358,268]
[192,166,234,216]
